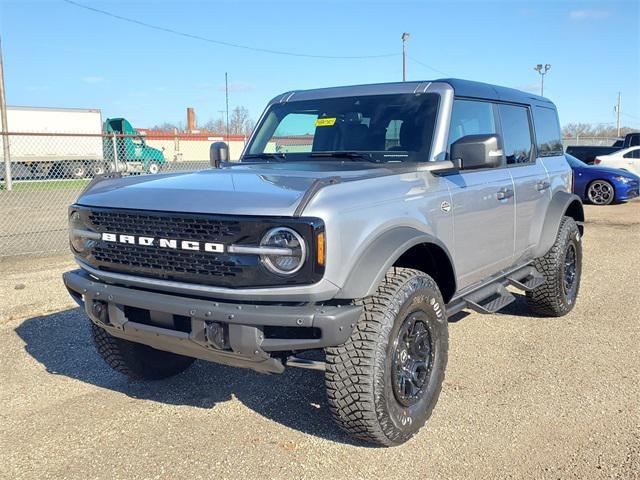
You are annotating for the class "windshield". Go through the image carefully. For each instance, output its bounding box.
[565,154,585,168]
[245,93,439,163]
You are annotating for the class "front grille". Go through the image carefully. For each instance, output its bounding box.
[93,243,243,278]
[74,206,324,288]
[88,210,242,241]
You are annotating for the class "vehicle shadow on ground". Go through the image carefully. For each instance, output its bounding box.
[14,307,369,446]
[500,292,547,318]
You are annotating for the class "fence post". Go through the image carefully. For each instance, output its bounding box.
[1,131,9,191]
[111,133,119,172]
[0,37,11,191]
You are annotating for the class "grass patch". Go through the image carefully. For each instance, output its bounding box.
[0,179,91,192]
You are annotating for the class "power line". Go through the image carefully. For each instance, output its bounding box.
[621,112,640,121]
[407,55,451,77]
[62,0,399,60]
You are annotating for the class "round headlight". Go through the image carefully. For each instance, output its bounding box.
[69,211,86,253]
[260,227,306,275]
[69,211,96,253]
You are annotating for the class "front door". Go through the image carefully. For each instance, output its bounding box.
[445,99,515,290]
[447,169,515,289]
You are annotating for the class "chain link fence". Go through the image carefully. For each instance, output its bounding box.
[562,136,620,148]
[0,131,247,257]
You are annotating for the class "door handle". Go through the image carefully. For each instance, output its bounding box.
[496,188,514,200]
[536,181,551,191]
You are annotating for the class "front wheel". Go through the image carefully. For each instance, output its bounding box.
[147,161,161,174]
[587,180,615,205]
[91,323,195,380]
[526,216,582,317]
[325,267,448,446]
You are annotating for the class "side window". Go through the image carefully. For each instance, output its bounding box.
[533,106,563,157]
[629,135,639,147]
[498,104,533,165]
[623,149,640,159]
[268,112,318,153]
[447,99,497,150]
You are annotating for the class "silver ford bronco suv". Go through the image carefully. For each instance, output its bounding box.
[63,79,584,446]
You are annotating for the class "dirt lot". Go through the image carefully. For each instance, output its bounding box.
[1,201,639,480]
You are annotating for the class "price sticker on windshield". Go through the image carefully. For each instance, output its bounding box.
[315,117,337,127]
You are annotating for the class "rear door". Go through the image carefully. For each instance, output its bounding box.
[445,99,515,290]
[498,103,551,262]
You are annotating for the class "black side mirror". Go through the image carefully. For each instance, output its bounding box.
[451,134,503,170]
[210,142,229,168]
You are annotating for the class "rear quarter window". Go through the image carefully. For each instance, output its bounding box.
[533,106,563,157]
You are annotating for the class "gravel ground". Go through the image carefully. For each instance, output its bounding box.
[1,200,639,480]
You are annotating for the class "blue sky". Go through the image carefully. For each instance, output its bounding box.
[1,0,639,129]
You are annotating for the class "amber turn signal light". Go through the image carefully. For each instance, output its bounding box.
[316,231,325,267]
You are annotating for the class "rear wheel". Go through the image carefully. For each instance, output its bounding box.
[65,161,88,179]
[91,323,195,380]
[90,161,110,177]
[526,216,582,317]
[587,180,615,205]
[325,267,448,446]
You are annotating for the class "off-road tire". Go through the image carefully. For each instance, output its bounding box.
[526,216,582,317]
[91,323,195,380]
[325,267,448,446]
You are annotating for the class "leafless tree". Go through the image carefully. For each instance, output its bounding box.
[203,118,226,133]
[229,106,254,136]
[563,123,637,138]
[149,121,184,132]
[203,106,255,136]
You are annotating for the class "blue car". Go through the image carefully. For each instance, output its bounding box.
[566,153,640,205]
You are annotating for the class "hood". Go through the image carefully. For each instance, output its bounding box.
[76,162,398,216]
[578,163,639,179]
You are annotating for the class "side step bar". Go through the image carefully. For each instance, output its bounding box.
[465,283,515,314]
[285,356,326,371]
[447,265,546,317]
[506,266,546,291]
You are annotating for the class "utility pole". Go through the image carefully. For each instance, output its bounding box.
[401,32,410,82]
[533,63,551,96]
[225,72,230,142]
[615,92,622,137]
[0,36,11,191]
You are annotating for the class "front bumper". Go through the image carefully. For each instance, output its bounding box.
[614,181,639,201]
[63,269,361,374]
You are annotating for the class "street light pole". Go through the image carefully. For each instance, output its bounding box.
[0,36,11,191]
[533,63,551,96]
[402,32,410,82]
[615,92,622,137]
[225,72,230,142]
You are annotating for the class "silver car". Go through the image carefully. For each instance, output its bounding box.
[64,78,584,446]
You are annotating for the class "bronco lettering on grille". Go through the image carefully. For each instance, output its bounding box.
[101,232,224,253]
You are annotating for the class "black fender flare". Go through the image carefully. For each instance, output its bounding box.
[336,226,457,299]
[533,191,584,258]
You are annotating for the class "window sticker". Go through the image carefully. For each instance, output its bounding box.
[315,117,337,127]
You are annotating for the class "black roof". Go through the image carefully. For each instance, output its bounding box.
[271,78,555,109]
[436,78,553,106]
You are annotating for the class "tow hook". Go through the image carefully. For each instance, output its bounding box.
[205,321,229,350]
[88,300,109,326]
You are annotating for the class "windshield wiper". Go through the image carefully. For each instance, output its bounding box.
[242,152,287,161]
[309,151,379,162]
